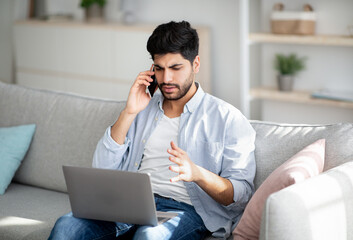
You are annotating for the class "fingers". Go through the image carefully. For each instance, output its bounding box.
[169,155,181,165]
[170,141,178,150]
[136,79,151,87]
[170,175,183,183]
[169,165,186,183]
[167,148,181,158]
[168,142,190,182]
[136,71,154,83]
[141,70,155,78]
[169,141,185,154]
[131,70,155,91]
[169,164,181,173]
[168,149,183,182]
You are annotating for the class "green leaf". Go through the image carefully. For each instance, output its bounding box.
[80,0,106,8]
[274,53,307,75]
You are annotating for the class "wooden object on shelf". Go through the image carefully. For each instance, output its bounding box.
[271,4,316,35]
[249,33,353,47]
[250,87,353,109]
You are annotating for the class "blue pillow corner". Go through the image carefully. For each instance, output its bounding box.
[0,124,36,195]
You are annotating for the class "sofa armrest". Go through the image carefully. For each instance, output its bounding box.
[259,161,353,240]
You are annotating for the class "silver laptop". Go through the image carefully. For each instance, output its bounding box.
[62,165,177,226]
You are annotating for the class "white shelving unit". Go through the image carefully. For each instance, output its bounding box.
[249,33,353,47]
[239,0,353,124]
[250,87,353,110]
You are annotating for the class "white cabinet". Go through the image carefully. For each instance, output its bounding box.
[13,21,211,100]
[112,30,152,81]
[239,0,353,124]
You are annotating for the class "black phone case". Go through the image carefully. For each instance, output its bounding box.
[148,73,158,97]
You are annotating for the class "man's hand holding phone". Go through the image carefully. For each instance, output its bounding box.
[111,65,158,145]
[125,65,157,116]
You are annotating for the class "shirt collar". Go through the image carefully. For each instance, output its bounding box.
[184,82,205,113]
[156,82,205,114]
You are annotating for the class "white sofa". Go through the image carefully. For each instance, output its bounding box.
[0,81,352,239]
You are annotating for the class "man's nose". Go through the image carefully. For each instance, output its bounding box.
[162,70,173,83]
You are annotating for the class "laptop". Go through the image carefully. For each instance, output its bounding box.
[62,165,178,226]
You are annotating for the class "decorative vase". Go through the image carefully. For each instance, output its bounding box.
[277,75,294,91]
[85,4,104,22]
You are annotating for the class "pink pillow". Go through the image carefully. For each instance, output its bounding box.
[233,139,325,240]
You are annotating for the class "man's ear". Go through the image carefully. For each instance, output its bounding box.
[192,55,200,73]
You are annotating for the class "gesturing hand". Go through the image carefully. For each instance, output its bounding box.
[168,141,235,206]
[168,141,200,183]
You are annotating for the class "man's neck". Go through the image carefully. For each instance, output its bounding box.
[163,82,197,118]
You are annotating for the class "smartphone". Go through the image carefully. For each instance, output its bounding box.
[148,68,158,98]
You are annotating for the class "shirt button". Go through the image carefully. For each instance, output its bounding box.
[142,139,146,143]
[135,162,139,167]
[155,117,158,121]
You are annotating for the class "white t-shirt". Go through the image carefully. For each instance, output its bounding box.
[138,114,192,205]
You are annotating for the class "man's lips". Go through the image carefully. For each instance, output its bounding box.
[161,84,179,93]
[163,86,176,93]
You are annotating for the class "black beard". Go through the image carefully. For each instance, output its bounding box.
[158,71,195,101]
[159,79,194,101]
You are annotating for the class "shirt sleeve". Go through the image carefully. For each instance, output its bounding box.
[220,111,256,209]
[92,126,131,169]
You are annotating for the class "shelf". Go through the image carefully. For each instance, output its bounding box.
[250,87,353,109]
[249,33,353,47]
[14,20,156,32]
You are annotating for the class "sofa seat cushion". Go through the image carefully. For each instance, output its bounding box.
[0,183,71,240]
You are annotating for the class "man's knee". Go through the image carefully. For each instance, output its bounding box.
[49,213,93,240]
[133,225,169,240]
[49,213,117,240]
[49,213,77,239]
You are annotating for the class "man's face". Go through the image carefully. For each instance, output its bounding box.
[153,53,199,101]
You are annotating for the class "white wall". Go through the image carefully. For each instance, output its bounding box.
[0,0,28,84]
[0,1,14,83]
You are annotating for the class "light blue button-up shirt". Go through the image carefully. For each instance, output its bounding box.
[93,84,256,238]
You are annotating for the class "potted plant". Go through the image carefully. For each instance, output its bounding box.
[274,53,306,91]
[80,0,107,22]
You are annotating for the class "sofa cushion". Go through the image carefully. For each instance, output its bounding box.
[233,139,325,240]
[0,183,71,240]
[0,82,125,192]
[250,121,353,189]
[259,161,353,240]
[0,124,36,194]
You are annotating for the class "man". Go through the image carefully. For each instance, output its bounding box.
[49,21,256,240]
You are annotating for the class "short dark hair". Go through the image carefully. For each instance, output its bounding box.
[146,21,199,64]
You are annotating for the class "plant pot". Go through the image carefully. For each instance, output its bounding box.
[85,4,104,22]
[277,74,294,91]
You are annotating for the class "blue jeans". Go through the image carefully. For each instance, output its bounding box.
[48,195,209,240]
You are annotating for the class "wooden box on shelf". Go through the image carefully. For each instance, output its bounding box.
[271,4,316,35]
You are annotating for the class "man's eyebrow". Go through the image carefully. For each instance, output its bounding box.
[154,63,183,69]
[169,64,183,68]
